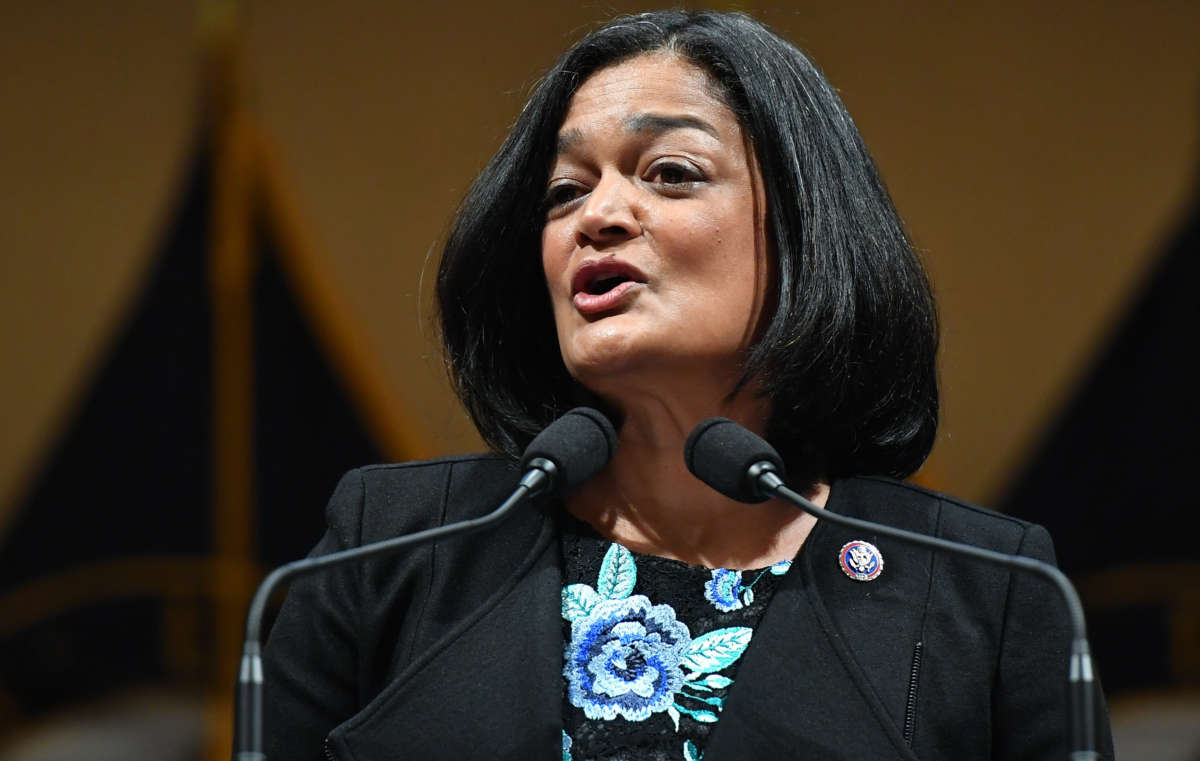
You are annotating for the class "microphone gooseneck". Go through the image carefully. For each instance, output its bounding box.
[233,407,617,761]
[684,417,1099,761]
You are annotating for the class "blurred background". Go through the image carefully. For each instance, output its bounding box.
[1,1,1197,759]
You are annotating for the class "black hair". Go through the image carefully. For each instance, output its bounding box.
[436,10,939,479]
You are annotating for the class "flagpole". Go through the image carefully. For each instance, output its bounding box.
[202,2,257,759]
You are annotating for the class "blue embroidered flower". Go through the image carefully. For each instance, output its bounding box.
[564,594,692,721]
[704,569,745,612]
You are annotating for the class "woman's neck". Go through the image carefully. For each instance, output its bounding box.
[564,392,827,569]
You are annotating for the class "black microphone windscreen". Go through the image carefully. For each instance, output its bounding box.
[520,407,618,495]
[684,417,785,503]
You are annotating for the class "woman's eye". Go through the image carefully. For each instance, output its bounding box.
[544,182,587,212]
[647,161,702,187]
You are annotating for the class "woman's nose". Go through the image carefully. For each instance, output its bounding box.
[576,175,640,247]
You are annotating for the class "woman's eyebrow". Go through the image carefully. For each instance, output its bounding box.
[555,113,721,155]
[556,128,583,155]
[624,113,720,140]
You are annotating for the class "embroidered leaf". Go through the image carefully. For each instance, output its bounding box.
[675,703,719,723]
[679,676,733,696]
[683,739,702,761]
[597,544,637,600]
[562,730,573,761]
[683,670,703,681]
[680,627,753,673]
[741,587,755,605]
[770,560,791,576]
[562,584,599,621]
[679,692,725,708]
[667,705,681,732]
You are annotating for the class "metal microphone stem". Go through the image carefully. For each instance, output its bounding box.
[231,463,554,761]
[757,469,1097,760]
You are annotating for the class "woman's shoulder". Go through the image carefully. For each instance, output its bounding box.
[352,452,518,483]
[325,453,526,542]
[833,474,1056,562]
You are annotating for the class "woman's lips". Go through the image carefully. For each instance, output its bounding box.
[573,279,643,314]
[570,258,648,316]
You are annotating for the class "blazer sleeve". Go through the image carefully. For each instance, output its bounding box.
[991,523,1115,761]
[263,469,368,761]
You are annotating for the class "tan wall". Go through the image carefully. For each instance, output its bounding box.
[2,1,1197,522]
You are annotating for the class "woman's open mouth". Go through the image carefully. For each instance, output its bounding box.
[571,259,647,315]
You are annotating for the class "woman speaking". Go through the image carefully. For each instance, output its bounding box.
[263,10,1113,760]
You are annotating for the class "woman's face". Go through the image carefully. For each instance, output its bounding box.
[541,53,770,402]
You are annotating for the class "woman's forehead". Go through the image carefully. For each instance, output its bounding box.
[558,53,738,141]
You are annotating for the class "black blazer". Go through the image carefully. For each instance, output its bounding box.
[263,455,1113,761]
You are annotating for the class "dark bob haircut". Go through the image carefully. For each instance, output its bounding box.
[437,10,939,480]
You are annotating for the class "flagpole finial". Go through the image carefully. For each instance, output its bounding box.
[199,0,246,123]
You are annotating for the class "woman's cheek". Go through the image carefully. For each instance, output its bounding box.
[541,228,574,295]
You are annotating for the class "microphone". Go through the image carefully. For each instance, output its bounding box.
[684,418,1099,761]
[233,407,617,761]
[520,405,617,496]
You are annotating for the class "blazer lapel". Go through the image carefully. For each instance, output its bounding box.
[328,510,564,761]
[703,478,935,761]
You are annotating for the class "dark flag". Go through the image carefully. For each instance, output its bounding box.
[1000,172,1200,693]
[0,135,424,727]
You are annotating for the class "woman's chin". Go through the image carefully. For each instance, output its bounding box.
[566,351,742,410]
[561,321,645,370]
[563,345,648,387]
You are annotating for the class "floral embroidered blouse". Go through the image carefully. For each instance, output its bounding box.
[560,517,790,761]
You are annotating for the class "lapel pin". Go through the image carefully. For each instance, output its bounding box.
[838,540,883,582]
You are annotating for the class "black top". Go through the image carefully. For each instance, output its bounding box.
[262,455,1114,761]
[560,516,789,761]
